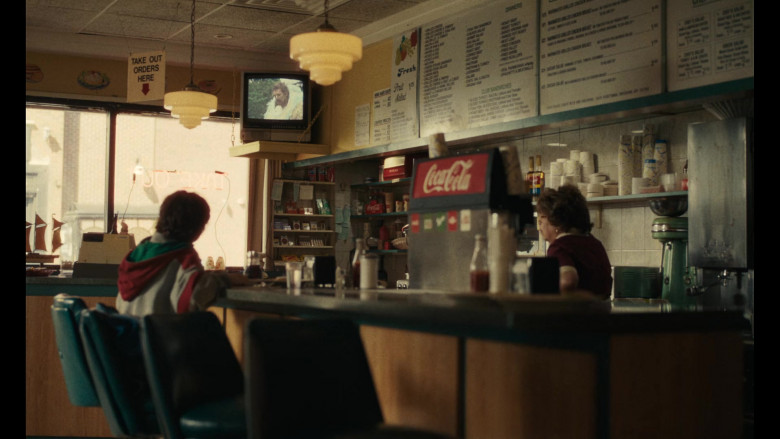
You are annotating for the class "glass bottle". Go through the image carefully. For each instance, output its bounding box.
[534,155,545,196]
[469,234,489,293]
[681,159,689,190]
[526,156,535,196]
[352,238,367,288]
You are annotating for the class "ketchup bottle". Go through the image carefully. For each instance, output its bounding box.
[469,234,489,293]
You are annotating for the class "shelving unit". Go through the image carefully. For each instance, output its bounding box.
[349,178,412,286]
[270,179,336,268]
[587,191,688,228]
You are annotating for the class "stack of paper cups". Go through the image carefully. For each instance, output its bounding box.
[579,151,594,176]
[631,135,643,177]
[560,175,577,187]
[549,161,563,189]
[642,159,658,186]
[642,125,655,164]
[569,149,580,161]
[588,173,608,184]
[632,177,650,195]
[563,159,581,182]
[617,135,633,195]
[602,181,619,196]
[586,182,604,198]
[653,140,668,175]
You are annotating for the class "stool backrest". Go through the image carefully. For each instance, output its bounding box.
[245,318,384,439]
[139,311,244,439]
[79,306,160,437]
[50,294,100,407]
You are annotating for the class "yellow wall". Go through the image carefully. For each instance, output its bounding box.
[26,52,240,110]
[319,39,394,154]
[27,39,396,155]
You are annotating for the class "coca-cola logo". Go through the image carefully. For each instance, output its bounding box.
[422,160,474,194]
[413,153,488,199]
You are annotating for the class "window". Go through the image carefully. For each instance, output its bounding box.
[26,100,249,269]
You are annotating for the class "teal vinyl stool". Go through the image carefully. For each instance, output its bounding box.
[50,294,100,407]
[244,318,456,439]
[139,312,246,439]
[79,306,161,438]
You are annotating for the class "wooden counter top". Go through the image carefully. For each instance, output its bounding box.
[219,286,748,339]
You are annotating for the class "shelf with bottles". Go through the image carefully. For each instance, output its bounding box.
[350,178,412,218]
[350,177,412,189]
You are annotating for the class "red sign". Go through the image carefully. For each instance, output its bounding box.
[412,153,489,199]
[410,213,420,234]
[447,211,458,231]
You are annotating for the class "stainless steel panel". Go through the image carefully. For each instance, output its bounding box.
[408,209,491,292]
[687,117,753,270]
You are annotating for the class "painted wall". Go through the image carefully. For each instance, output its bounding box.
[26,51,241,112]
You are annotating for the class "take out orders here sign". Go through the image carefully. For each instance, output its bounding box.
[127,50,166,103]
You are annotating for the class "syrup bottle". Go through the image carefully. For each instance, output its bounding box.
[469,234,489,293]
[534,155,545,195]
[526,156,535,196]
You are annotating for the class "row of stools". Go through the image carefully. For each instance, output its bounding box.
[51,294,455,439]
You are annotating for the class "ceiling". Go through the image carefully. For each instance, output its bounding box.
[26,0,488,71]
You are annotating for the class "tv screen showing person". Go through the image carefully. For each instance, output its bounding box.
[246,78,304,121]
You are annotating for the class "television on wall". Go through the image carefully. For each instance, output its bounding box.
[240,72,312,143]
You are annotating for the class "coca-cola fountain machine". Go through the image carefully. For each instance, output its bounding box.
[406,148,534,291]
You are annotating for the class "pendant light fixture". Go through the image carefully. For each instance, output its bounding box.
[290,0,362,86]
[164,0,217,129]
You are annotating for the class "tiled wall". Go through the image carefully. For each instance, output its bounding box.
[511,108,718,268]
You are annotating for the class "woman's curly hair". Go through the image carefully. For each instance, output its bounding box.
[155,191,210,242]
[535,184,593,234]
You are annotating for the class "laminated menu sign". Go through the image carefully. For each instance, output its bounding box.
[420,0,537,137]
[666,0,753,92]
[372,88,392,144]
[539,0,662,115]
[390,29,421,143]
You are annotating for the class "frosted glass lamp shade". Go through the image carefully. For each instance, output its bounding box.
[164,90,218,129]
[290,31,362,86]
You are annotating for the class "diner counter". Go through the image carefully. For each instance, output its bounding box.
[218,285,749,339]
[218,285,748,439]
[28,277,749,439]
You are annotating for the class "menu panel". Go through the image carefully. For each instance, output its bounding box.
[667,0,753,92]
[539,0,662,115]
[420,0,537,137]
[391,28,421,143]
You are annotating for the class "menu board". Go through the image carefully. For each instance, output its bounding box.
[539,0,662,115]
[666,0,753,92]
[371,88,392,145]
[391,28,421,142]
[419,0,537,137]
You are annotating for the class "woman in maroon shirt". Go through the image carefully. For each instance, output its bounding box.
[536,184,612,299]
